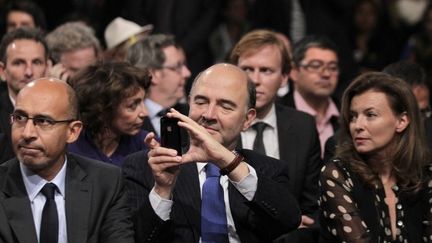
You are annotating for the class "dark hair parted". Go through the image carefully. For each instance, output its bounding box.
[0,27,48,64]
[336,72,430,192]
[1,0,47,33]
[229,29,291,75]
[292,35,338,66]
[68,61,151,137]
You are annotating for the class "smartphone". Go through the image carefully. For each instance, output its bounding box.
[160,116,182,155]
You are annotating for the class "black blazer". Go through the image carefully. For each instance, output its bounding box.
[239,105,322,219]
[0,83,14,164]
[277,91,340,132]
[123,149,301,243]
[0,153,134,243]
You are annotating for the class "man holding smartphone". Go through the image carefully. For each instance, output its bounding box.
[123,63,301,243]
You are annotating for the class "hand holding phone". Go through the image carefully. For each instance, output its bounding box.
[160,116,182,155]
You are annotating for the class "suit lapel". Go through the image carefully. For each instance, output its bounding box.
[65,155,91,243]
[1,159,38,243]
[173,163,201,241]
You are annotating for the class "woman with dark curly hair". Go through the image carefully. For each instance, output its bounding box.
[319,72,432,242]
[67,61,150,166]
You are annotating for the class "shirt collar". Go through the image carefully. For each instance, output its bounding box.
[144,98,165,119]
[293,90,339,122]
[253,103,276,128]
[20,157,68,202]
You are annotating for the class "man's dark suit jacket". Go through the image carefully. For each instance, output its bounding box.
[277,91,339,132]
[0,82,14,164]
[0,153,134,243]
[240,105,322,219]
[123,149,301,243]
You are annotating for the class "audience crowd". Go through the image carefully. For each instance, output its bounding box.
[1,0,432,242]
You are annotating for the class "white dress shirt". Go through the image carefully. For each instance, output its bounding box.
[144,98,166,137]
[241,104,280,159]
[20,159,68,243]
[149,162,258,243]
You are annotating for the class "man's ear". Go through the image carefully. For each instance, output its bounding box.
[0,62,7,81]
[280,71,289,88]
[242,108,256,131]
[396,112,409,133]
[289,66,299,84]
[149,68,161,85]
[66,121,83,143]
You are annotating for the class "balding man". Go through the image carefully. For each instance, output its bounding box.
[0,78,134,243]
[123,63,301,243]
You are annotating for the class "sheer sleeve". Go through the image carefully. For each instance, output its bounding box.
[319,160,371,242]
[423,167,432,242]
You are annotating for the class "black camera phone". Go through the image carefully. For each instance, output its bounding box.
[160,116,182,155]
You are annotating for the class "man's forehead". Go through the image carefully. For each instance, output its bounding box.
[6,40,46,59]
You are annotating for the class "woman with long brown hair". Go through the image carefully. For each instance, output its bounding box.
[319,72,432,242]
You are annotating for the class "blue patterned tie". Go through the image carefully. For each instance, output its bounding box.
[201,163,229,243]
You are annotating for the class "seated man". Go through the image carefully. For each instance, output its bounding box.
[123,63,301,243]
[0,78,133,242]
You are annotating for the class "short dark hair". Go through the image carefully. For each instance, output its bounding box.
[0,27,48,64]
[382,61,427,86]
[292,35,338,66]
[68,61,151,137]
[1,0,47,33]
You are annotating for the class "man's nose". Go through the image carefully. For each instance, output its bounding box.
[203,103,217,119]
[21,119,38,139]
[249,70,261,85]
[24,63,34,78]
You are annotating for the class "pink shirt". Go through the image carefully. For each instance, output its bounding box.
[293,90,339,158]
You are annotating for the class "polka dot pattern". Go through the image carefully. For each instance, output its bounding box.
[318,159,432,242]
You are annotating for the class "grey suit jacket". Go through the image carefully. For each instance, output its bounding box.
[123,149,301,243]
[0,153,134,243]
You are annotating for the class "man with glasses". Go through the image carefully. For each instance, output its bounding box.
[0,28,48,163]
[126,34,191,137]
[0,78,134,242]
[281,35,340,157]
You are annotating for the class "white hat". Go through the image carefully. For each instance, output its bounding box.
[104,17,153,49]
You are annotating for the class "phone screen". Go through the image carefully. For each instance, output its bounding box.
[160,116,182,155]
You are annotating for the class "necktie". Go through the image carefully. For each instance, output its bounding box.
[253,122,267,155]
[201,163,229,243]
[40,183,59,243]
[156,108,169,117]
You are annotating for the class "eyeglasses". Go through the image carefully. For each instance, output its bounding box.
[10,113,76,131]
[299,60,339,74]
[161,62,187,73]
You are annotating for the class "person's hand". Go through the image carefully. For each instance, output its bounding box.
[47,63,70,82]
[167,109,233,168]
[145,132,181,199]
[299,215,315,228]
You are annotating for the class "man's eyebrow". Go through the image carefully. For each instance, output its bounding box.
[13,109,55,119]
[194,95,209,101]
[219,99,237,108]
